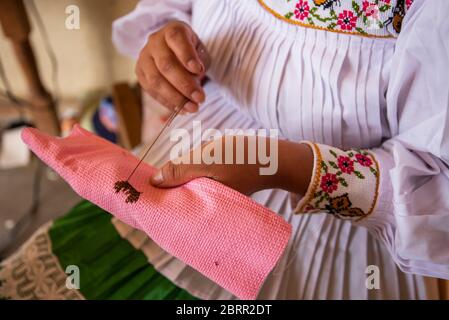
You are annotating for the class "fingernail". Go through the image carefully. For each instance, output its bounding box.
[184,101,198,113]
[151,171,164,185]
[191,90,204,104]
[187,59,203,74]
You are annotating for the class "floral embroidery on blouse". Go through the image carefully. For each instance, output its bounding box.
[296,142,380,222]
[258,0,414,38]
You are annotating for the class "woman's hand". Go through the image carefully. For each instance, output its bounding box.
[150,136,314,196]
[136,21,210,113]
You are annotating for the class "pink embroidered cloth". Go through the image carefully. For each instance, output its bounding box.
[22,125,292,300]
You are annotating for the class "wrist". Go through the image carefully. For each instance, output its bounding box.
[276,140,314,195]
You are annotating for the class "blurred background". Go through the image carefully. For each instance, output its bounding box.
[0,0,142,257]
[1,0,449,300]
[1,0,137,98]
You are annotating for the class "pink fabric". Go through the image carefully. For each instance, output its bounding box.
[22,125,292,300]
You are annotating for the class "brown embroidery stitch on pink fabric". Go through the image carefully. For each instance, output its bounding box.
[113,99,186,204]
[114,181,142,204]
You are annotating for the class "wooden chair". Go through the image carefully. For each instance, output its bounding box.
[112,82,142,150]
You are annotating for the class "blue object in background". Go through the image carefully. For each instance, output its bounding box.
[93,96,117,143]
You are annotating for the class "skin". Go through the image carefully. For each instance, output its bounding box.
[136,21,210,114]
[137,21,314,196]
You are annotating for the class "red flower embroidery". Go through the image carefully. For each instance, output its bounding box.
[362,1,379,18]
[362,1,370,11]
[338,156,355,174]
[337,10,358,31]
[380,0,391,4]
[321,173,339,193]
[294,0,310,21]
[355,153,373,167]
[406,0,413,9]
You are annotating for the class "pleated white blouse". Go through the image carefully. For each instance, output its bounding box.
[112,0,449,299]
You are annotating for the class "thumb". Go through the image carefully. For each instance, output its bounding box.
[150,161,207,188]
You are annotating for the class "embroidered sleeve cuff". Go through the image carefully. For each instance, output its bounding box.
[295,142,380,222]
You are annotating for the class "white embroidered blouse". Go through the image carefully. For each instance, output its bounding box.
[112,0,449,296]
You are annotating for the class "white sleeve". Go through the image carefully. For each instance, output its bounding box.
[296,0,449,280]
[112,0,193,60]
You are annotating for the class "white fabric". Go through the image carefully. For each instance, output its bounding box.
[112,0,446,299]
[361,0,449,279]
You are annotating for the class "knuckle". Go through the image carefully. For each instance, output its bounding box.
[179,80,194,93]
[158,56,175,73]
[166,25,185,41]
[136,71,149,91]
[166,162,182,181]
[145,86,158,99]
[148,74,162,90]
[147,32,156,42]
[147,31,161,44]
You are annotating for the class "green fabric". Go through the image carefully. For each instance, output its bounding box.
[49,201,197,300]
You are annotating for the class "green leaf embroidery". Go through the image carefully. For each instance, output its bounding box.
[321,160,329,173]
[339,177,348,187]
[379,4,390,12]
[328,22,337,29]
[314,190,323,198]
[285,12,294,19]
[315,195,326,207]
[355,27,368,34]
[347,152,354,157]
[310,11,337,23]
[330,10,337,19]
[354,170,365,179]
[369,166,379,177]
[329,149,338,158]
[329,161,339,169]
[352,1,361,15]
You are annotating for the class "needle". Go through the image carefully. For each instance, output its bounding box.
[126,99,187,181]
[114,99,187,203]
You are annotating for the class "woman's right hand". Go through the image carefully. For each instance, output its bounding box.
[136,21,210,113]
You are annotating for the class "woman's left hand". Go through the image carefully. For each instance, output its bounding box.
[150,136,314,196]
